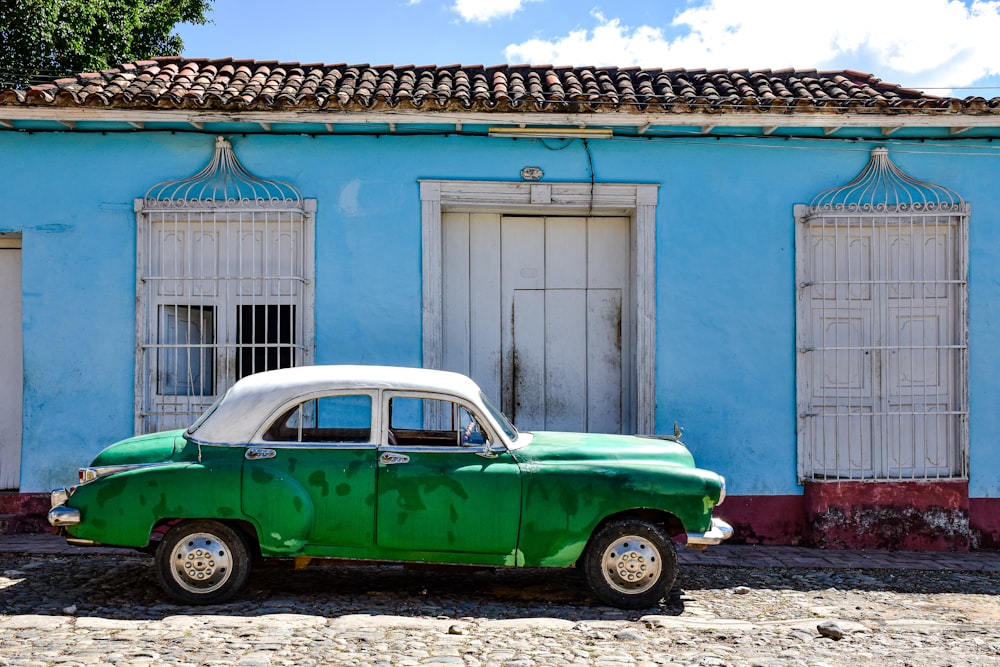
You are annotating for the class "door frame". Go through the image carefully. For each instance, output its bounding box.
[420,180,659,434]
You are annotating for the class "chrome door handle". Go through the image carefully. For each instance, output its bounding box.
[245,447,277,460]
[379,452,410,465]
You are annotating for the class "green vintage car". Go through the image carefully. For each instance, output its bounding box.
[49,365,731,608]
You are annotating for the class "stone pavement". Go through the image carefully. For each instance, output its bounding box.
[3,533,1000,666]
[3,532,999,571]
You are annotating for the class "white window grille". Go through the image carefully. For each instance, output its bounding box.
[795,148,969,481]
[135,137,315,434]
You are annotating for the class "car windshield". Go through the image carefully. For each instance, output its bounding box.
[184,390,227,437]
[480,392,518,442]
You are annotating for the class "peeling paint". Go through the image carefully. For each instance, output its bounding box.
[804,481,972,551]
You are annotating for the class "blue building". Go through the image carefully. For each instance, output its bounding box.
[1,59,998,549]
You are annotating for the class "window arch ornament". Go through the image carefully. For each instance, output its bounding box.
[806,146,964,214]
[143,136,303,209]
[135,137,315,434]
[795,147,969,481]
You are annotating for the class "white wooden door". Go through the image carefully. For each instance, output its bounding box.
[798,218,963,479]
[0,244,23,489]
[443,214,630,433]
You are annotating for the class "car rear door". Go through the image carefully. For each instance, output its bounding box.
[242,392,378,554]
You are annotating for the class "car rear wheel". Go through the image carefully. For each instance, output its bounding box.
[582,518,678,609]
[155,520,250,605]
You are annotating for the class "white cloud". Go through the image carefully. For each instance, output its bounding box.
[503,1,1000,94]
[453,0,527,23]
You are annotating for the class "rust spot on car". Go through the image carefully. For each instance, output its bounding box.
[308,471,330,497]
[252,469,274,484]
[96,480,125,506]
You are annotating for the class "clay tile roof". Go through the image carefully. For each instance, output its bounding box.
[1,57,994,115]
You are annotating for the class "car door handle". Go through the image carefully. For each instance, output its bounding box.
[379,452,410,466]
[245,447,277,460]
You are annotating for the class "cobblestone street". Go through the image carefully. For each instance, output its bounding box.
[1,537,999,666]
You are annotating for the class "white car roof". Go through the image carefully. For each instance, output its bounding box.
[187,365,486,445]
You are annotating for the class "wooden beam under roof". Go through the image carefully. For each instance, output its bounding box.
[881,126,903,136]
[3,105,1000,135]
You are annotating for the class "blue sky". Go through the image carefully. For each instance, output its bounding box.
[178,0,1000,97]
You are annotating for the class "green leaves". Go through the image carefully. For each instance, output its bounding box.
[0,0,213,88]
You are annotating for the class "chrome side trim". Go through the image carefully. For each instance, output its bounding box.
[47,506,81,527]
[686,517,734,547]
[79,462,172,484]
[66,538,104,547]
[378,444,508,455]
[253,442,380,450]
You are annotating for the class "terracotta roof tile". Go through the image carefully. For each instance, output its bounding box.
[1,57,994,115]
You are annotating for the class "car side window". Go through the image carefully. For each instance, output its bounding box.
[264,394,372,443]
[388,396,487,447]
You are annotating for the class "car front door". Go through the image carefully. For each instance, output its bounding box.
[242,392,378,554]
[375,393,521,558]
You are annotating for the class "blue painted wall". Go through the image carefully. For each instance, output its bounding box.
[2,130,997,499]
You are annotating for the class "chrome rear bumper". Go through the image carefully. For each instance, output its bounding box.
[686,517,733,548]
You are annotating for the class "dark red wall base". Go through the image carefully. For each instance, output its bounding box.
[970,497,1000,550]
[803,480,970,552]
[714,495,806,545]
[719,482,1000,551]
[0,492,50,534]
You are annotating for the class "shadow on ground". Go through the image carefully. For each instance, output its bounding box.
[2,552,997,623]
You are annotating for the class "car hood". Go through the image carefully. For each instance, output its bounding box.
[90,430,193,467]
[512,431,696,468]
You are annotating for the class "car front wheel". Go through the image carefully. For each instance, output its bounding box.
[155,520,250,605]
[582,518,678,609]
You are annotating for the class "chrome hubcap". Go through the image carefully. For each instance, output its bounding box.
[170,532,233,594]
[601,534,661,594]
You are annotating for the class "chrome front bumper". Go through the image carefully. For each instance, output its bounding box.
[686,517,734,548]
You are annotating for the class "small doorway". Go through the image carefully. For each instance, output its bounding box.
[0,236,22,490]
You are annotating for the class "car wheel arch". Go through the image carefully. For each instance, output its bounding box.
[150,518,261,558]
[578,509,684,566]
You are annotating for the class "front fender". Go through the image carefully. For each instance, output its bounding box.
[517,463,725,566]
